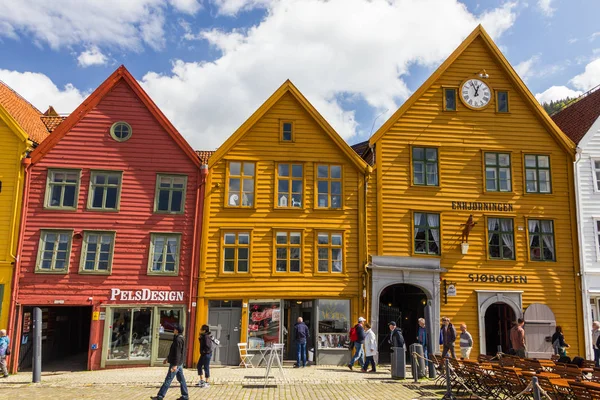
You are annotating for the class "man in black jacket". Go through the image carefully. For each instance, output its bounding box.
[294,317,310,368]
[151,324,189,400]
[388,321,405,349]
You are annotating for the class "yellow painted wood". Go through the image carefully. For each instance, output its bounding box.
[195,84,370,362]
[370,28,582,358]
[0,105,31,329]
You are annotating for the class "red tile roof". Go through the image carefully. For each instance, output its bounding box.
[552,85,600,145]
[195,150,214,165]
[40,115,66,133]
[0,80,50,144]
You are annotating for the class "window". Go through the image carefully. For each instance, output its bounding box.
[317,299,350,349]
[36,230,72,273]
[110,121,132,142]
[528,220,555,261]
[412,147,439,186]
[275,232,301,272]
[488,218,515,260]
[317,232,343,273]
[223,232,250,273]
[525,155,551,193]
[413,212,441,255]
[108,308,152,360]
[443,88,457,111]
[316,165,342,208]
[277,163,303,207]
[228,162,255,207]
[88,171,122,211]
[596,220,600,260]
[485,153,512,192]
[593,160,600,192]
[80,231,115,273]
[148,233,181,275]
[248,301,281,348]
[281,121,293,142]
[45,169,81,209]
[497,91,509,113]
[155,175,187,213]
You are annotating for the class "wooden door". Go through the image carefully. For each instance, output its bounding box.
[523,303,556,359]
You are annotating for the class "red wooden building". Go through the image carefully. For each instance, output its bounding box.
[7,66,206,371]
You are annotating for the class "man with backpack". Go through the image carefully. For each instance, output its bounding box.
[196,324,218,388]
[347,317,366,370]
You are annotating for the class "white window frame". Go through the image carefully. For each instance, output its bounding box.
[594,218,600,262]
[592,159,600,193]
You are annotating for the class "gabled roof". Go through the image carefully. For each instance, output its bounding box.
[369,25,575,156]
[31,65,201,167]
[552,85,600,145]
[350,140,374,166]
[0,80,50,144]
[196,150,214,165]
[208,80,371,173]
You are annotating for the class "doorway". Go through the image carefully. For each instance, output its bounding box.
[283,300,314,361]
[208,300,242,365]
[484,302,515,355]
[155,308,183,363]
[378,284,427,363]
[18,306,92,372]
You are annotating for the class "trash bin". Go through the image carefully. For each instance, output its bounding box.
[308,348,314,362]
[390,346,406,379]
[409,343,426,379]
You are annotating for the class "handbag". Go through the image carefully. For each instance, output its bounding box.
[4,348,10,356]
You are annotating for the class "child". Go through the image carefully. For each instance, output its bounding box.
[361,323,377,373]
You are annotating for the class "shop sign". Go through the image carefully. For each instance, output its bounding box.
[447,284,457,297]
[109,288,185,302]
[452,201,514,212]
[468,274,528,284]
[23,312,31,333]
[92,311,100,321]
[99,312,106,321]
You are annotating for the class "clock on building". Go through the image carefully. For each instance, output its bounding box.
[460,78,491,109]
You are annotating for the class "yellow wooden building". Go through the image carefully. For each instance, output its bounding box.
[0,83,51,329]
[195,81,371,365]
[362,25,582,360]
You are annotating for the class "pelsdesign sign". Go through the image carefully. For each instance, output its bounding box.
[110,288,185,302]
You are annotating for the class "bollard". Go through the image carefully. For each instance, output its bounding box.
[532,376,541,400]
[424,302,436,378]
[442,358,456,400]
[32,307,42,383]
[412,352,418,383]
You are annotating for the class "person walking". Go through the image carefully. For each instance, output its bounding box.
[294,317,310,368]
[196,324,214,388]
[459,324,473,359]
[362,323,377,373]
[151,324,188,400]
[510,318,527,358]
[0,329,9,378]
[440,317,456,359]
[347,317,366,370]
[593,321,600,367]
[388,321,405,350]
[552,326,570,358]
[417,318,428,360]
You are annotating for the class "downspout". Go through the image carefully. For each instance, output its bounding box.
[574,147,591,359]
[362,172,370,315]
[186,164,208,367]
[8,146,29,260]
[7,155,32,373]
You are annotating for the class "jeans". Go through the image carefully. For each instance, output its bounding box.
[595,348,600,368]
[198,353,211,379]
[349,343,364,368]
[442,344,456,359]
[296,342,307,367]
[157,364,188,399]
[0,355,7,376]
[364,355,376,372]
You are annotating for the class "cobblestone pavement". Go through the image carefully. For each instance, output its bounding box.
[0,365,444,399]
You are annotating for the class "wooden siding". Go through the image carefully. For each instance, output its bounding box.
[198,91,366,356]
[372,35,581,357]
[0,119,27,328]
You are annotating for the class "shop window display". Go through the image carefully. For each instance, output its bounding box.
[109,308,153,360]
[248,301,281,349]
[317,299,350,349]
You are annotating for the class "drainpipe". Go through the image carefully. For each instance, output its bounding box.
[574,147,591,359]
[186,164,208,367]
[7,156,33,373]
[362,171,371,316]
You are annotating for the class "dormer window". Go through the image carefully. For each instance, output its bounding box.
[281,121,294,142]
[110,121,132,142]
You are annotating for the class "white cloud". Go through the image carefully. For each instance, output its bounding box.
[570,58,600,91]
[77,46,109,67]
[535,86,582,104]
[209,0,273,16]
[515,55,540,82]
[0,0,195,52]
[0,69,88,114]
[141,0,517,149]
[537,0,555,17]
[514,54,564,83]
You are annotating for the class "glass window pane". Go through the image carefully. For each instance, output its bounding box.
[276,248,287,259]
[278,164,289,177]
[63,186,76,207]
[243,163,255,176]
[50,186,62,206]
[485,153,497,165]
[290,233,301,244]
[238,233,250,245]
[278,180,289,193]
[330,166,341,179]
[172,177,185,188]
[237,260,248,272]
[318,260,328,272]
[318,234,329,245]
[317,181,328,194]
[108,175,120,185]
[291,180,302,193]
[105,187,118,209]
[317,165,328,178]
[276,260,287,272]
[159,176,172,188]
[425,148,437,161]
[92,188,104,208]
[538,156,549,168]
[171,191,183,212]
[331,181,341,195]
[331,195,341,209]
[292,164,303,178]
[242,179,254,192]
[224,248,235,260]
[318,194,328,208]
[525,155,537,167]
[224,234,236,245]
[498,154,510,166]
[331,234,342,246]
[224,261,235,272]
[445,89,456,111]
[290,260,300,272]
[229,162,241,176]
[158,190,170,211]
[289,248,300,260]
[318,248,329,259]
[238,247,249,260]
[95,174,107,185]
[413,147,424,160]
[276,232,287,244]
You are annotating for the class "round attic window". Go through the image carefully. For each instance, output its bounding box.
[110,122,132,142]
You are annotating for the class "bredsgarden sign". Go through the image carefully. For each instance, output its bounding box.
[110,288,185,302]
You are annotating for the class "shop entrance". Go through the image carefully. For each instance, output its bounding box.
[283,300,314,361]
[18,306,91,372]
[484,302,515,355]
[378,284,427,363]
[208,300,242,365]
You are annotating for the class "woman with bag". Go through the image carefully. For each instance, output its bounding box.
[0,329,9,378]
[552,326,570,357]
[361,323,377,373]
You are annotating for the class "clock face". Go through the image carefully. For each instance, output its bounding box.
[460,79,491,109]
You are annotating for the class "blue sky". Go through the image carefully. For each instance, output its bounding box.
[0,0,599,149]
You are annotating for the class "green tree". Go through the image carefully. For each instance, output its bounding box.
[542,97,578,115]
